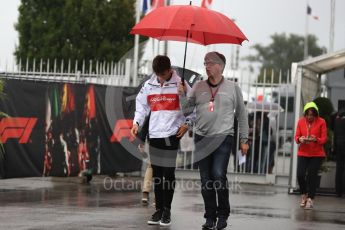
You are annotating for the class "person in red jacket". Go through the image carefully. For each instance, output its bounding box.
[295,101,327,210]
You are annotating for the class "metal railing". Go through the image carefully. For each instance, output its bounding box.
[0,59,296,184]
[0,58,132,86]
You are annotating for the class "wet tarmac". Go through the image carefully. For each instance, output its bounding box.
[1,176,345,230]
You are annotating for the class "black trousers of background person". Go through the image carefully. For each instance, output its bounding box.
[149,135,179,211]
[335,152,345,197]
[297,156,324,199]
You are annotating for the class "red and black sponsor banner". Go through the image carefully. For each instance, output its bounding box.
[0,79,142,178]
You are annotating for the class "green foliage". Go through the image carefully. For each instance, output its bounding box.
[313,97,335,163]
[313,97,334,118]
[244,33,326,83]
[15,0,138,70]
[0,80,5,99]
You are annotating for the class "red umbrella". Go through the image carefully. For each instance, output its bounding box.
[130,4,247,81]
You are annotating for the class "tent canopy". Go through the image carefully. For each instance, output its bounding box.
[298,49,345,74]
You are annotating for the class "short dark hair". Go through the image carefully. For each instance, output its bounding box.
[304,108,318,117]
[152,55,171,74]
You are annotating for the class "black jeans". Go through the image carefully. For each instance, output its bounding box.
[149,135,179,210]
[196,134,232,220]
[297,156,323,199]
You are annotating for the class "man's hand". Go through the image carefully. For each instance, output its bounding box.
[131,123,139,138]
[240,143,249,155]
[176,124,188,138]
[178,82,187,96]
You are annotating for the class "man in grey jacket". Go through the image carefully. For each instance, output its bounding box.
[178,52,249,230]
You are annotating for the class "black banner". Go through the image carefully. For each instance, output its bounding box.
[0,79,142,178]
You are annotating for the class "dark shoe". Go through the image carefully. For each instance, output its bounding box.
[86,174,92,183]
[202,218,215,229]
[147,209,162,225]
[160,208,171,226]
[216,218,227,230]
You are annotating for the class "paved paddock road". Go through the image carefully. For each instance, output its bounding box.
[0,176,344,230]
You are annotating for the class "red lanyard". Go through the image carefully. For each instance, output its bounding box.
[208,78,224,102]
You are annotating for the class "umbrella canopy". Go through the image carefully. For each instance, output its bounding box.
[246,101,284,113]
[131,5,247,45]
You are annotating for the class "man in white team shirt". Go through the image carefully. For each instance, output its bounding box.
[131,55,193,226]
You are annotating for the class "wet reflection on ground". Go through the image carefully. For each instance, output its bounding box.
[0,176,344,230]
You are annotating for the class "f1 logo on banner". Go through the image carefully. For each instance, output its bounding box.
[110,119,135,143]
[0,117,37,144]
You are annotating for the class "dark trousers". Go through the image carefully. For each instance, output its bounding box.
[297,156,323,199]
[149,135,179,211]
[335,153,345,196]
[196,134,232,220]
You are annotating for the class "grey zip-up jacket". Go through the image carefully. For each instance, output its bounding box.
[180,79,248,140]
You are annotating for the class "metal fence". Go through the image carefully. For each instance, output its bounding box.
[0,58,132,86]
[0,59,296,185]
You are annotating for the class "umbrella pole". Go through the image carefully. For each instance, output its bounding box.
[182,30,189,86]
[182,1,192,86]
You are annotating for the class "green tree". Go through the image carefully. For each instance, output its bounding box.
[244,33,326,83]
[15,0,138,70]
[313,97,335,163]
